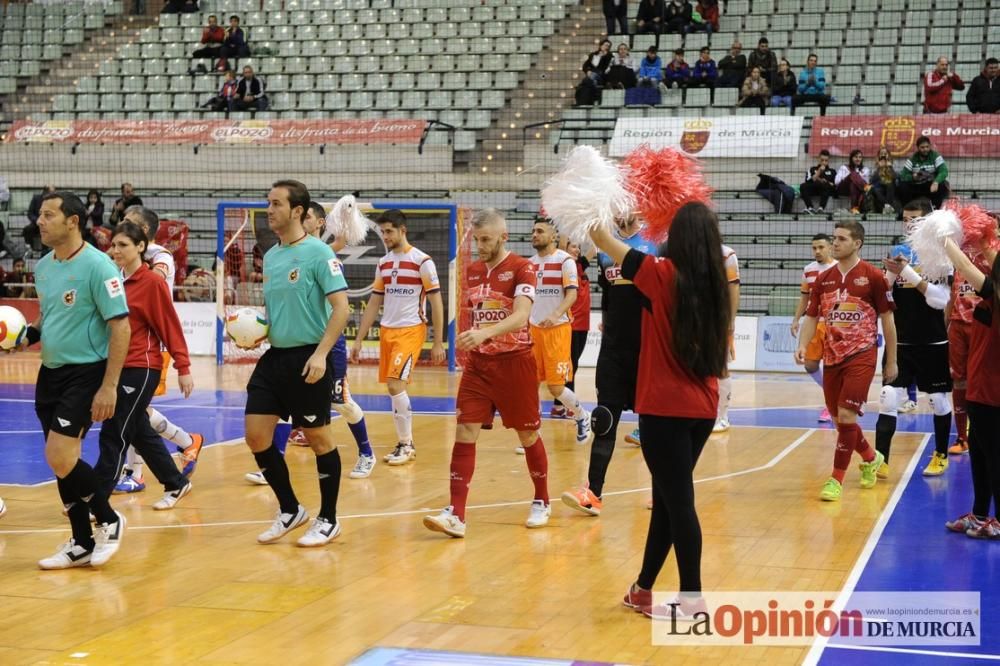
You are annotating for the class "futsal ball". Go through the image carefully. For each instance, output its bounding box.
[0,305,28,351]
[226,308,269,349]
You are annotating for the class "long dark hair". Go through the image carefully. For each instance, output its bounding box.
[113,221,149,255]
[849,148,864,170]
[662,203,731,378]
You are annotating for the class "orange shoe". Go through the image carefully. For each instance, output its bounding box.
[948,438,969,455]
[560,485,602,516]
[180,433,204,477]
[289,429,309,446]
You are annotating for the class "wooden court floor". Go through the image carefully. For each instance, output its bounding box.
[0,356,924,665]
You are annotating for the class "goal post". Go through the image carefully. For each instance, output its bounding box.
[215,200,463,372]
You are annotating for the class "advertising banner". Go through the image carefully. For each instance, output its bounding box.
[609,116,804,157]
[810,114,1000,158]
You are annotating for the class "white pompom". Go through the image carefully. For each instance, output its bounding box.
[905,209,963,281]
[325,195,375,246]
[540,145,635,245]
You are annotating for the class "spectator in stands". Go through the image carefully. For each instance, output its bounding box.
[771,58,796,109]
[202,69,238,112]
[602,0,628,36]
[898,136,950,209]
[663,0,693,35]
[738,66,769,115]
[793,54,830,116]
[85,189,104,229]
[923,56,964,114]
[249,243,264,282]
[232,66,268,112]
[192,14,226,60]
[638,46,663,87]
[162,0,197,13]
[747,38,777,85]
[695,0,719,33]
[966,57,1000,114]
[217,14,250,72]
[717,41,746,88]
[664,49,691,88]
[23,184,55,253]
[606,43,639,89]
[636,0,665,34]
[689,47,717,93]
[799,150,837,213]
[1,258,34,298]
[583,39,613,86]
[871,146,899,215]
[834,149,872,214]
[109,182,142,226]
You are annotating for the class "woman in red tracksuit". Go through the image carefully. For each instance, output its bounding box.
[94,222,195,511]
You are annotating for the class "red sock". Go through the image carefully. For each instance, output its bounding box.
[954,388,968,440]
[850,424,876,462]
[523,437,549,504]
[832,423,856,483]
[449,442,476,521]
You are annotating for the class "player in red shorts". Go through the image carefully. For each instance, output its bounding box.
[423,208,550,537]
[946,267,982,455]
[795,220,898,501]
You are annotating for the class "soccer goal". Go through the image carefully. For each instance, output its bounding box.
[214,200,466,371]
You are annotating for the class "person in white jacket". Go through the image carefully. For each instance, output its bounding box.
[834,149,872,214]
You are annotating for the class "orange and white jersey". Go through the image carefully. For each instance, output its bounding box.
[144,242,176,293]
[528,249,578,326]
[801,259,837,294]
[372,244,441,328]
[721,244,740,284]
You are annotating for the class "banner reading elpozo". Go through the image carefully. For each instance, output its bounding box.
[608,116,804,158]
[810,114,1000,158]
[4,119,427,146]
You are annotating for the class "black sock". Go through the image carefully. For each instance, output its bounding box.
[874,414,897,463]
[64,459,117,525]
[57,476,95,551]
[315,449,342,523]
[933,413,952,456]
[587,405,622,497]
[253,445,300,514]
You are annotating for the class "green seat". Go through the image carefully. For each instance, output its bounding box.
[426,90,452,109]
[308,56,332,74]
[322,92,348,110]
[900,26,926,44]
[835,65,862,85]
[366,73,391,90]
[52,94,76,112]
[348,91,373,110]
[466,110,491,128]
[866,65,891,84]
[291,73,314,89]
[340,73,364,91]
[445,38,468,55]
[435,22,458,38]
[479,90,505,109]
[99,93,123,112]
[430,55,455,72]
[77,93,100,112]
[297,92,321,110]
[401,90,426,109]
[406,55,431,72]
[714,87,737,106]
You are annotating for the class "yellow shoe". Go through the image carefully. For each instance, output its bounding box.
[859,451,884,489]
[819,477,843,501]
[876,462,889,480]
[922,451,949,477]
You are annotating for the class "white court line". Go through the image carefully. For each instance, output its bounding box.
[0,428,819,535]
[820,644,1000,662]
[801,433,931,666]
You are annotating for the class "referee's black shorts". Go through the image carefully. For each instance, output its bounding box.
[595,344,639,411]
[35,360,107,439]
[246,344,334,428]
[886,343,952,394]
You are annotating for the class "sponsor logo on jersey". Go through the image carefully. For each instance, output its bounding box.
[386,286,416,295]
[604,265,623,281]
[828,302,863,326]
[288,268,300,284]
[497,271,514,282]
[62,289,77,306]
[854,276,869,287]
[472,299,508,325]
[958,281,977,297]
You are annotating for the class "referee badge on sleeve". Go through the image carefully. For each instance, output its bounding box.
[328,258,343,276]
[104,277,123,298]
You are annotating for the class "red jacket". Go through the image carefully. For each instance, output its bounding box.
[923,70,964,113]
[123,264,191,375]
[201,25,225,44]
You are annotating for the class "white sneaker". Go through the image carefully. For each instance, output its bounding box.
[257,505,309,544]
[525,500,551,528]
[152,482,192,511]
[386,443,416,466]
[422,506,466,538]
[38,538,93,570]
[575,410,593,445]
[91,511,126,567]
[515,446,526,455]
[0,497,6,519]
[899,399,917,413]
[712,418,730,433]
[245,471,269,486]
[296,517,342,547]
[349,454,376,479]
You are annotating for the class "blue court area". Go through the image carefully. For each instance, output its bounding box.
[351,647,614,665]
[1,381,996,663]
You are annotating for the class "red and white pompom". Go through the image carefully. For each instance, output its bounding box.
[540,145,635,245]
[945,200,1000,254]
[905,209,962,280]
[621,145,714,242]
[325,194,374,246]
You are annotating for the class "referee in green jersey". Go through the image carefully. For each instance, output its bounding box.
[244,180,350,547]
[14,191,130,569]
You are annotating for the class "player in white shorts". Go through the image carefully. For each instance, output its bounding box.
[114,206,204,493]
[352,209,445,465]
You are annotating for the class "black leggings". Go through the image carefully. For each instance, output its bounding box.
[637,415,715,593]
[566,329,588,393]
[967,401,1000,518]
[94,367,188,497]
